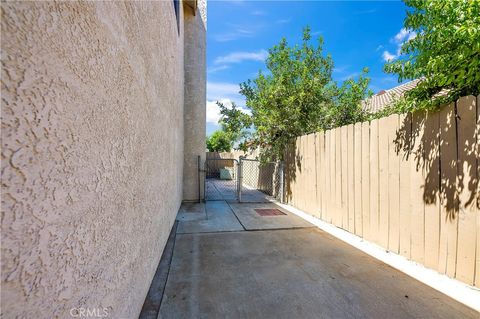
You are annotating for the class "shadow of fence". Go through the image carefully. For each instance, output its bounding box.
[283,95,479,286]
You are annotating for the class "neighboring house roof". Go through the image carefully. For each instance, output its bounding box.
[362,79,420,113]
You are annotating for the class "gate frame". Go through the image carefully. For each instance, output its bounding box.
[238,157,285,203]
[203,158,239,202]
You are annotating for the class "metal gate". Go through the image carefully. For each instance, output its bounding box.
[238,157,284,203]
[202,156,284,203]
[204,158,239,201]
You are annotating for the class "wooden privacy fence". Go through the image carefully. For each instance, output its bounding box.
[284,95,479,287]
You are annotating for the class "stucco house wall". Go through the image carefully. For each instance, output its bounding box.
[183,0,207,202]
[1,1,204,318]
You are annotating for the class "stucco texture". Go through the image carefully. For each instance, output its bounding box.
[1,2,185,318]
[183,0,207,201]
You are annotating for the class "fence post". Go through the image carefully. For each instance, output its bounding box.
[238,156,244,202]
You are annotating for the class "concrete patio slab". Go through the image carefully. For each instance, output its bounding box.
[206,178,274,202]
[159,228,478,319]
[229,202,314,230]
[176,201,244,234]
[176,202,207,222]
[205,178,238,201]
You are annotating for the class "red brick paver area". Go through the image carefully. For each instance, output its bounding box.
[254,209,286,216]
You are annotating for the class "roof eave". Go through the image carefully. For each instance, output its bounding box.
[185,0,197,14]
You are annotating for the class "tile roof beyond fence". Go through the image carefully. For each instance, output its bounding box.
[362,79,420,113]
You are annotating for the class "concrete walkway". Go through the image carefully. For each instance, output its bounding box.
[150,201,478,319]
[205,178,274,202]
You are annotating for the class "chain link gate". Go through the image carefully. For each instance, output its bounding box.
[204,158,239,201]
[238,157,284,203]
[202,156,284,203]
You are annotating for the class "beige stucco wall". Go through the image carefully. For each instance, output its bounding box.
[1,1,189,318]
[183,0,207,201]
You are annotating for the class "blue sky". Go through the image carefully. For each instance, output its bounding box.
[206,0,414,135]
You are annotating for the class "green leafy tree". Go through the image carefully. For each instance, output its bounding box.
[217,101,252,151]
[221,27,371,160]
[331,69,372,127]
[206,130,234,152]
[384,0,480,111]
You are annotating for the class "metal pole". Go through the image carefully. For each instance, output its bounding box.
[238,156,243,202]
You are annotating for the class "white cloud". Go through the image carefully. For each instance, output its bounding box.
[210,50,267,74]
[207,65,230,73]
[207,82,240,100]
[206,98,251,125]
[206,81,252,125]
[213,23,259,42]
[393,28,417,43]
[382,51,397,62]
[207,81,245,107]
[206,100,224,124]
[214,50,268,65]
[381,28,417,62]
[214,29,254,42]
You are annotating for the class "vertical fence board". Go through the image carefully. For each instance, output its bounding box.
[369,120,380,244]
[438,103,458,277]
[331,129,336,224]
[410,111,426,264]
[423,110,441,270]
[324,130,332,223]
[347,124,355,233]
[378,117,390,247]
[476,95,480,287]
[291,137,298,207]
[388,114,401,254]
[301,135,308,210]
[315,133,322,219]
[475,95,480,287]
[455,96,477,284]
[354,123,363,236]
[298,135,305,211]
[304,134,316,215]
[335,128,342,227]
[399,113,412,258]
[319,132,327,220]
[324,130,329,221]
[301,135,308,211]
[310,133,318,216]
[362,122,371,239]
[341,126,349,229]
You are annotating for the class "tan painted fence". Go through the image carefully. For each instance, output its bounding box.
[284,96,479,287]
